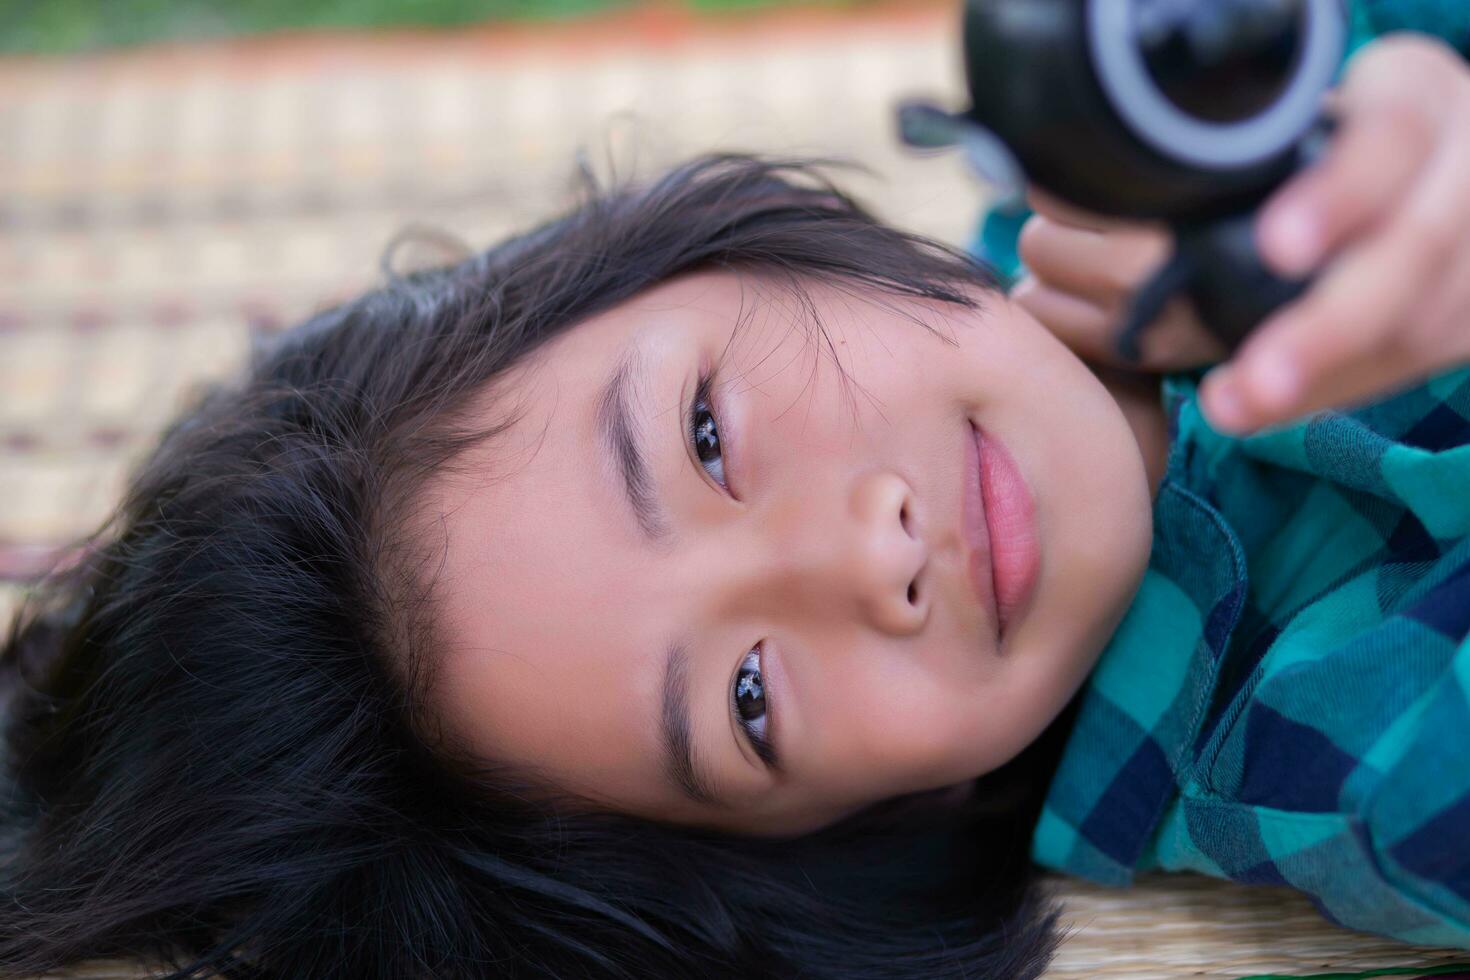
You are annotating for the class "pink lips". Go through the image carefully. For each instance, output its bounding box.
[961,422,1040,644]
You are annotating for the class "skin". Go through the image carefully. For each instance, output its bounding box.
[415,269,1160,838]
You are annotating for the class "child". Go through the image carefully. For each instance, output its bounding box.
[0,154,1083,980]
[3,48,1469,980]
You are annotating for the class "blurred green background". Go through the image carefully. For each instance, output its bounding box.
[0,0,868,55]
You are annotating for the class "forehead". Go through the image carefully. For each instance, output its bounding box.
[540,272,771,370]
[516,268,947,390]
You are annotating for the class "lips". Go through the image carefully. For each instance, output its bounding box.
[961,421,1040,645]
[960,424,999,634]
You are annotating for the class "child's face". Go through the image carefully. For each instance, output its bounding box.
[416,270,1153,836]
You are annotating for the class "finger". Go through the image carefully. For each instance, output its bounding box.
[1258,35,1464,277]
[1011,277,1118,363]
[1132,301,1231,371]
[1257,98,1435,277]
[1013,277,1226,371]
[1017,215,1172,304]
[1200,329,1426,435]
[1025,186,1121,233]
[1199,244,1470,431]
[1416,229,1470,348]
[1203,129,1470,432]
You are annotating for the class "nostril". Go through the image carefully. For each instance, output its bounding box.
[907,580,918,605]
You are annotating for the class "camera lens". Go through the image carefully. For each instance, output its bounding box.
[1134,0,1305,123]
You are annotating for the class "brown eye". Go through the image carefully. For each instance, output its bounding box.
[689,392,727,489]
[734,650,764,722]
[732,647,769,755]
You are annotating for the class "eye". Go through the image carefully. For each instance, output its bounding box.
[688,372,727,490]
[732,646,776,767]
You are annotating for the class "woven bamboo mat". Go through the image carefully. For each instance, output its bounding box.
[2,4,1466,977]
[1046,875,1466,979]
[0,0,980,614]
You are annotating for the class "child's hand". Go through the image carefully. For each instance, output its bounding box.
[1010,191,1228,374]
[1011,34,1470,436]
[1203,33,1470,434]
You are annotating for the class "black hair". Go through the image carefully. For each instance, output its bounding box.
[0,154,1069,979]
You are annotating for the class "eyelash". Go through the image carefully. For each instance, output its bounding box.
[687,368,777,769]
[687,370,728,492]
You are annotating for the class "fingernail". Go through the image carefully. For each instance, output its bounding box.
[1203,373,1249,433]
[1266,207,1320,275]
[1247,352,1300,412]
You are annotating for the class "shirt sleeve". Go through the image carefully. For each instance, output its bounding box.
[1145,562,1470,950]
[1356,548,1470,947]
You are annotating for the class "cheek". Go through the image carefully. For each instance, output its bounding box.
[828,620,1095,792]
[948,292,1086,377]
[810,646,1013,795]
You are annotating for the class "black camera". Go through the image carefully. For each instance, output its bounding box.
[901,0,1349,358]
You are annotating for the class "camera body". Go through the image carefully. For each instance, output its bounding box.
[963,0,1347,220]
[903,0,1349,354]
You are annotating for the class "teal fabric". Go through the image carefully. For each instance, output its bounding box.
[1352,0,1470,55]
[965,0,1469,278]
[1031,366,1470,948]
[972,198,1030,287]
[973,6,1470,944]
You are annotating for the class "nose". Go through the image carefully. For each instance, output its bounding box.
[730,468,930,635]
[847,470,929,632]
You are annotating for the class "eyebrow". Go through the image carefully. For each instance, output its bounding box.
[596,345,725,808]
[660,641,728,809]
[595,345,674,546]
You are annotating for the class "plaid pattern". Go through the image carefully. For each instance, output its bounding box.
[1354,0,1470,56]
[1032,366,1470,949]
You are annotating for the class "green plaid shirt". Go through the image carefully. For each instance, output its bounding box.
[1032,367,1470,949]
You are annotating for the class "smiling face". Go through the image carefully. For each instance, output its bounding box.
[414,269,1153,837]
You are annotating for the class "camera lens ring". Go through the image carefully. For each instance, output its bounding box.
[1087,0,1346,170]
